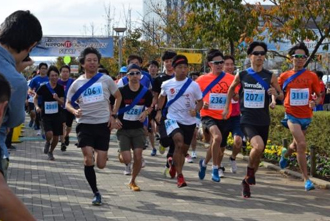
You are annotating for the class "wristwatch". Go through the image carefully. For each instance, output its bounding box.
[111,114,118,119]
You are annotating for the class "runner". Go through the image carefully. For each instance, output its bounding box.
[29,63,49,136]
[223,41,283,198]
[116,63,153,191]
[196,49,236,182]
[219,55,243,175]
[278,42,321,191]
[58,65,75,151]
[152,50,177,177]
[66,47,122,205]
[34,66,64,161]
[155,55,202,187]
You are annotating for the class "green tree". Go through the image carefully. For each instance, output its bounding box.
[254,0,330,66]
[187,0,259,56]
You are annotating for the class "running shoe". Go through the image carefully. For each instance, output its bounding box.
[128,182,141,191]
[37,130,41,136]
[305,179,315,191]
[151,148,157,156]
[28,120,33,128]
[92,193,102,206]
[124,163,131,175]
[242,179,251,198]
[191,151,197,159]
[64,136,69,146]
[230,157,237,173]
[44,142,50,154]
[61,143,66,152]
[212,168,220,182]
[177,174,187,188]
[279,147,289,169]
[218,168,225,178]
[185,154,193,163]
[198,159,206,180]
[245,167,256,185]
[163,167,170,178]
[168,157,176,178]
[141,158,146,168]
[158,144,166,155]
[47,152,55,161]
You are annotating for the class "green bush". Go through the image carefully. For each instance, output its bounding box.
[269,106,330,156]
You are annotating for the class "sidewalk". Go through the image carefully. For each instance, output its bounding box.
[7,121,330,221]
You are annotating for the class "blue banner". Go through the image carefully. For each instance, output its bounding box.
[31,36,113,57]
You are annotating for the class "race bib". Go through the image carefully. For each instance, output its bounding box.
[165,119,179,136]
[290,88,309,106]
[244,89,265,108]
[123,105,144,121]
[44,101,58,114]
[209,93,227,110]
[82,82,104,104]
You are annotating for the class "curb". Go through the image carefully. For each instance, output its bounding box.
[197,141,330,189]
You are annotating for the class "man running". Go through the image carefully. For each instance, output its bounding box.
[58,65,75,151]
[196,49,235,182]
[156,55,203,187]
[278,42,321,191]
[116,64,153,191]
[152,50,177,176]
[66,47,122,205]
[223,41,283,198]
[34,66,64,160]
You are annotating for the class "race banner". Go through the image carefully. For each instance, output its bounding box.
[30,36,113,57]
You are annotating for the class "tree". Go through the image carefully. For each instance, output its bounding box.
[187,0,259,56]
[254,0,330,66]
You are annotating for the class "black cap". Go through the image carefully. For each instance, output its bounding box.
[127,64,141,72]
[172,55,188,68]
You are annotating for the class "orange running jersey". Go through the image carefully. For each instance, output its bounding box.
[196,72,235,120]
[278,69,321,118]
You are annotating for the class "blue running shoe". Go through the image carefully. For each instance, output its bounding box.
[198,159,206,180]
[92,193,102,206]
[211,168,220,182]
[305,180,315,191]
[151,148,157,156]
[279,148,289,169]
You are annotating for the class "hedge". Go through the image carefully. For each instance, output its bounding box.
[269,105,330,156]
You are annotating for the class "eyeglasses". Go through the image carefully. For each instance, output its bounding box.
[251,51,266,56]
[128,71,141,76]
[210,60,224,65]
[292,54,308,59]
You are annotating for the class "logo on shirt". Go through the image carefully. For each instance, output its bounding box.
[170,88,176,95]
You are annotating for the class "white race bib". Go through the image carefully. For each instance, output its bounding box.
[123,105,144,121]
[290,88,309,106]
[209,93,227,110]
[165,119,179,136]
[44,101,58,114]
[244,89,265,108]
[82,82,104,104]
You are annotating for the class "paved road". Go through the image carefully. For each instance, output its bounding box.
[7,121,330,221]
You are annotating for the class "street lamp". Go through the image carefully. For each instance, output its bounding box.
[114,27,127,71]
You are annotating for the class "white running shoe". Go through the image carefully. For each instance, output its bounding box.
[185,154,193,163]
[141,158,146,168]
[191,151,197,159]
[230,158,237,174]
[124,163,131,175]
[219,168,225,178]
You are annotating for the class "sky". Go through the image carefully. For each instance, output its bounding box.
[0,0,272,61]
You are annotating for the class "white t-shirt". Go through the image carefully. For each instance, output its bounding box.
[67,74,118,124]
[160,78,202,125]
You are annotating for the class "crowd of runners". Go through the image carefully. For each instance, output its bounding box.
[0,9,324,220]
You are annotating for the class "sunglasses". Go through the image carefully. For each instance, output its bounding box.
[210,60,224,65]
[292,54,308,59]
[251,51,266,56]
[128,71,141,76]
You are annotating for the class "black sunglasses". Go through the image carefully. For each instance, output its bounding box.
[292,54,308,59]
[210,60,224,65]
[128,71,141,76]
[251,51,266,56]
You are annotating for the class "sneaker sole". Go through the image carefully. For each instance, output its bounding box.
[177,182,187,188]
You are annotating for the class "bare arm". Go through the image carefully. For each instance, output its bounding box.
[155,94,166,123]
[33,94,41,113]
[111,89,122,115]
[0,174,36,221]
[270,74,284,100]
